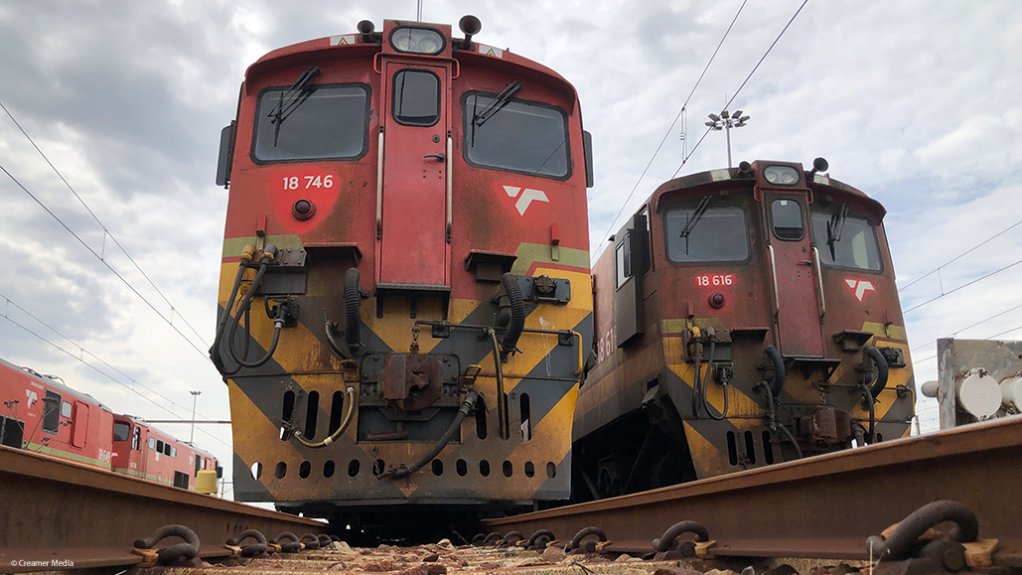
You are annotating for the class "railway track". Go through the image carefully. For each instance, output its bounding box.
[2,419,1018,574]
[484,417,1022,573]
[0,445,326,573]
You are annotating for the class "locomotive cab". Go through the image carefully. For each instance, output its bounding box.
[212,17,593,534]
[574,159,914,499]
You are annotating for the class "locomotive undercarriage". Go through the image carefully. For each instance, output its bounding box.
[573,325,914,501]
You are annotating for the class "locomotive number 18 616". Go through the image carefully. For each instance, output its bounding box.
[695,273,735,287]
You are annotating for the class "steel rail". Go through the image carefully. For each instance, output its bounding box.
[485,417,1022,566]
[0,446,326,573]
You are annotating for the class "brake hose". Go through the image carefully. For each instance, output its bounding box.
[291,386,356,448]
[380,390,479,479]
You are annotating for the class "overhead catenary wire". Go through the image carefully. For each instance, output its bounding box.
[0,302,231,449]
[909,300,1022,353]
[591,0,750,264]
[0,100,210,350]
[898,218,1022,293]
[902,257,1022,314]
[0,289,221,423]
[671,0,811,180]
[0,161,211,361]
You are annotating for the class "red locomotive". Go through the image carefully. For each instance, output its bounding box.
[211,16,593,533]
[0,357,219,489]
[573,159,915,498]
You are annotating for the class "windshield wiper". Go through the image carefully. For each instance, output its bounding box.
[269,66,321,146]
[472,81,521,126]
[680,195,712,254]
[826,203,849,260]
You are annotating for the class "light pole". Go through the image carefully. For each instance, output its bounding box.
[189,390,202,442]
[705,109,750,168]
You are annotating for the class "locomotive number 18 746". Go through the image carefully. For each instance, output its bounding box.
[695,273,735,287]
[282,175,335,191]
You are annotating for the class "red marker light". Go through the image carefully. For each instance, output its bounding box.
[292,199,316,220]
[708,292,726,309]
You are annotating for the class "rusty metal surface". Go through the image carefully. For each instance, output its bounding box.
[0,445,324,573]
[486,417,1022,566]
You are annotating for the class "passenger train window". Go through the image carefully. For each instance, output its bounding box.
[665,204,748,263]
[392,70,440,126]
[113,422,131,442]
[770,199,804,240]
[811,210,882,271]
[253,84,369,162]
[463,92,569,179]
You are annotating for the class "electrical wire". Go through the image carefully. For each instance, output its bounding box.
[898,218,1022,293]
[0,291,228,445]
[591,0,750,264]
[0,162,210,361]
[902,257,1022,314]
[671,0,811,179]
[0,100,210,350]
[909,300,1022,353]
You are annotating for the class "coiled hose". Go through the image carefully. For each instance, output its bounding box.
[291,386,356,448]
[210,247,255,374]
[499,273,524,358]
[380,390,479,479]
[865,346,889,399]
[343,267,362,350]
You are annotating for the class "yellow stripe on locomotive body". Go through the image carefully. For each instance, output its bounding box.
[212,17,593,524]
[573,159,914,499]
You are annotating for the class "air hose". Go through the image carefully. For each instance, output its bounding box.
[764,345,786,397]
[700,332,729,421]
[291,386,356,448]
[860,382,877,445]
[210,245,256,374]
[380,390,479,479]
[343,267,362,350]
[865,347,889,399]
[499,273,524,359]
[223,252,280,369]
[758,380,803,459]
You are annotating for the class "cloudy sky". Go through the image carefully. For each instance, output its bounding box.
[1,1,1020,497]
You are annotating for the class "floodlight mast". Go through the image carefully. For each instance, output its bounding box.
[705,109,750,168]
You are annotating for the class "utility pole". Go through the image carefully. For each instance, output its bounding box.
[189,390,202,442]
[705,109,750,168]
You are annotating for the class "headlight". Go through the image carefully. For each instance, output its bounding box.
[390,27,445,55]
[763,165,800,185]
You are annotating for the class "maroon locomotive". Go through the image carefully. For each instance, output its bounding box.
[0,357,219,489]
[573,159,915,498]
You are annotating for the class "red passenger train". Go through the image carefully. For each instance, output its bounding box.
[0,357,219,489]
[211,16,593,534]
[572,159,915,499]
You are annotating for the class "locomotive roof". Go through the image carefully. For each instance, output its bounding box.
[244,21,575,96]
[1,356,112,412]
[651,161,886,216]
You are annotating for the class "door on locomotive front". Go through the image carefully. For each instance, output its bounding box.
[377,25,452,289]
[758,164,825,357]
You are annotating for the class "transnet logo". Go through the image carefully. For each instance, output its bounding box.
[503,185,549,216]
[845,279,876,302]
